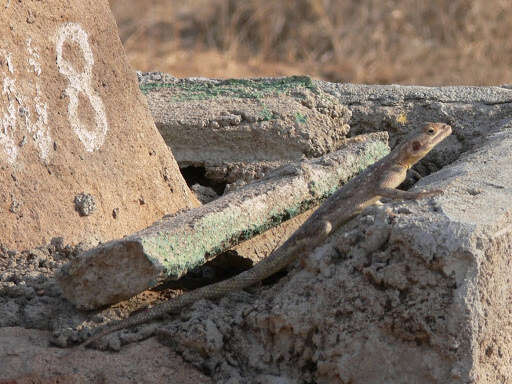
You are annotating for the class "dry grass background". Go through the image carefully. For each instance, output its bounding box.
[109,0,512,85]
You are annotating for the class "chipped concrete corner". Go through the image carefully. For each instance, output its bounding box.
[57,133,389,309]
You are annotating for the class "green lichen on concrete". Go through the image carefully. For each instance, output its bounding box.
[260,106,273,121]
[141,229,213,279]
[139,76,317,101]
[234,203,307,242]
[137,139,390,280]
[140,205,262,279]
[295,112,307,124]
[356,140,390,172]
[139,198,318,279]
[307,141,390,198]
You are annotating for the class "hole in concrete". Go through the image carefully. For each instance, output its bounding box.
[180,165,227,195]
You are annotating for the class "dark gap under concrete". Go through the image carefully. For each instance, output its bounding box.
[180,165,227,195]
[154,250,254,291]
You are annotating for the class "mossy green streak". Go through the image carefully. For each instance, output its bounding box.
[139,140,388,280]
[140,76,317,101]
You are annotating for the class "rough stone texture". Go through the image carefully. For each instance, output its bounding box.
[57,134,389,309]
[191,184,218,204]
[139,72,351,187]
[0,1,198,251]
[3,82,512,383]
[0,242,211,382]
[0,327,211,383]
[154,121,512,383]
[140,83,512,382]
[318,82,512,159]
[141,75,511,190]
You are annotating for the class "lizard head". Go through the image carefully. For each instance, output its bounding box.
[395,122,452,168]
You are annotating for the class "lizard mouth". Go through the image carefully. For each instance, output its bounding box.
[425,123,452,148]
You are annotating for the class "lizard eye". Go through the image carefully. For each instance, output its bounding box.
[427,127,435,135]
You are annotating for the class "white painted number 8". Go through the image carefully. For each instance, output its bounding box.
[56,23,108,152]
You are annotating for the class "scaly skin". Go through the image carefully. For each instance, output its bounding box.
[80,122,452,349]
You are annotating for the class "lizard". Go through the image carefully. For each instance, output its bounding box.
[79,121,452,349]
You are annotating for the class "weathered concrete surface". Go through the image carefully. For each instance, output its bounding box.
[57,133,389,309]
[319,82,512,159]
[0,241,211,382]
[141,75,512,189]
[0,327,211,384]
[3,81,512,383]
[153,119,512,383]
[0,1,197,250]
[123,82,512,382]
[139,72,351,186]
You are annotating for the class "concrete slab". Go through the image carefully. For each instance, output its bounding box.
[139,72,352,186]
[0,0,198,250]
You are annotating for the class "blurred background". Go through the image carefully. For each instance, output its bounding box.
[109,0,512,85]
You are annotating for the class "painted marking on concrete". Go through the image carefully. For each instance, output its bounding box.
[5,53,13,74]
[56,23,109,152]
[0,72,18,164]
[19,91,52,161]
[26,38,42,76]
[1,23,108,165]
[24,40,52,161]
[0,37,54,164]
[0,43,52,164]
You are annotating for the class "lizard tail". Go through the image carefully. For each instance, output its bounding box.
[80,219,332,348]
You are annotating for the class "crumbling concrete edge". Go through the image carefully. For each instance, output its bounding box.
[376,123,512,381]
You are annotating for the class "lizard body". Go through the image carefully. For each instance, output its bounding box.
[80,122,451,348]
